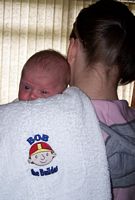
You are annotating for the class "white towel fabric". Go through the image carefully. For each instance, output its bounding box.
[0,87,111,200]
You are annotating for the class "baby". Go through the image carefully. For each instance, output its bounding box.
[18,49,70,100]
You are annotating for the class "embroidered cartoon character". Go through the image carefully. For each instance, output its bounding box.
[28,142,56,166]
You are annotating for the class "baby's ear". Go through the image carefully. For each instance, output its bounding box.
[67,38,78,66]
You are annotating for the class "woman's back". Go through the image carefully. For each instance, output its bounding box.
[92,100,135,200]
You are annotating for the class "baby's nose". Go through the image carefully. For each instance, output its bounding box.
[29,90,40,100]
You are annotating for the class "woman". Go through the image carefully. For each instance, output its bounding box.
[67,0,135,199]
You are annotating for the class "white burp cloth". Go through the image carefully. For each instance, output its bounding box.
[0,87,111,200]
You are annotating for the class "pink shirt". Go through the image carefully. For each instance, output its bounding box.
[92,100,135,200]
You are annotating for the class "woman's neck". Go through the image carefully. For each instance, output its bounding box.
[73,65,119,100]
[77,81,118,100]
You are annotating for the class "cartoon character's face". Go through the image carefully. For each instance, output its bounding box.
[30,151,55,166]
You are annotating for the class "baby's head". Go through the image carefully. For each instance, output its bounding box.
[19,49,70,100]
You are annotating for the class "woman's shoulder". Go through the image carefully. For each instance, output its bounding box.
[91,99,135,125]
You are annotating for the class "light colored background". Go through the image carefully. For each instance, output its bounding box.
[0,0,135,104]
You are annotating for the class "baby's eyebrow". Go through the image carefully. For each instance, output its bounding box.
[21,80,31,86]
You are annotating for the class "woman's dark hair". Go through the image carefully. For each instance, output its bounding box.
[70,0,135,85]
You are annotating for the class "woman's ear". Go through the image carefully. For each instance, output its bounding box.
[67,38,77,66]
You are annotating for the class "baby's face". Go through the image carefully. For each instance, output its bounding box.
[18,66,66,101]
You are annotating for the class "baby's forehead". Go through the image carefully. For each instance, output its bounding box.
[24,55,69,74]
[24,60,60,74]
